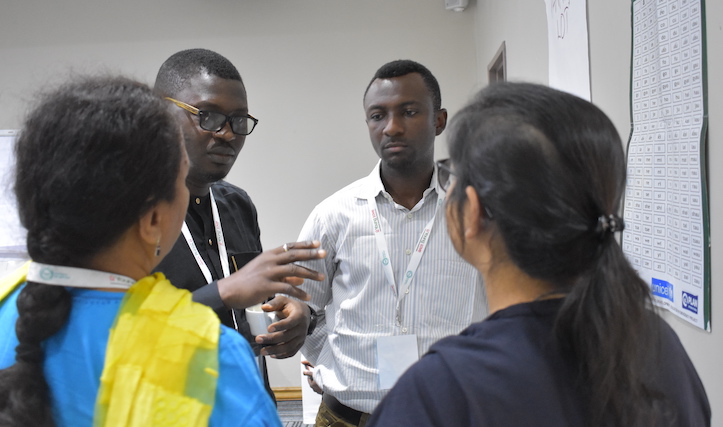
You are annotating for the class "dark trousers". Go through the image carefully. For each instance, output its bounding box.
[315,394,370,427]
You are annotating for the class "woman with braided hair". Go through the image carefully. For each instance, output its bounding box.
[368,83,710,426]
[0,76,283,426]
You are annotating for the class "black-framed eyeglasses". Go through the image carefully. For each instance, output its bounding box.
[436,158,494,220]
[436,159,457,192]
[165,97,259,136]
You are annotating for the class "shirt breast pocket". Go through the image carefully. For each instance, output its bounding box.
[228,251,261,273]
[418,258,480,334]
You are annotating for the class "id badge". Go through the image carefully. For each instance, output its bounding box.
[376,334,419,390]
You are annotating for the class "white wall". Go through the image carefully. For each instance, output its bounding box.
[3,1,720,418]
[0,0,478,389]
[474,0,722,422]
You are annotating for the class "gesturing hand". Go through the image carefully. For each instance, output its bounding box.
[217,240,325,310]
[256,295,310,359]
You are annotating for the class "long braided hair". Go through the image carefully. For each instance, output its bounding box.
[0,76,182,426]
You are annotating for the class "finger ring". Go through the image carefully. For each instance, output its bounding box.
[283,243,289,252]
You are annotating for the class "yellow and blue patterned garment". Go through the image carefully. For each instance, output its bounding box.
[0,272,280,427]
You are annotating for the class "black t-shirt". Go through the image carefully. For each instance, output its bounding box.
[368,298,710,427]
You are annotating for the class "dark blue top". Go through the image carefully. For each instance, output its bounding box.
[368,298,710,427]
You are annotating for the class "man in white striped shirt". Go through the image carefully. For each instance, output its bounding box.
[298,60,487,427]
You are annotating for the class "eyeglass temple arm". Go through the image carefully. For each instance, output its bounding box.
[164,97,199,115]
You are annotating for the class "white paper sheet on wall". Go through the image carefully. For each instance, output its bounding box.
[544,0,591,101]
[623,0,709,331]
[0,130,27,260]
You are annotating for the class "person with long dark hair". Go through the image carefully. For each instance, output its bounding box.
[0,76,324,426]
[368,82,710,426]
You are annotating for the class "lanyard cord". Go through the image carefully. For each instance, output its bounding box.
[367,193,445,324]
[27,262,136,289]
[181,188,237,329]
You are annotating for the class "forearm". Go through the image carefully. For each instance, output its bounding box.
[191,280,227,315]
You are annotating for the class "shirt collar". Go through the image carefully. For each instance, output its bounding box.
[355,160,444,202]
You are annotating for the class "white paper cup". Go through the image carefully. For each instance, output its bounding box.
[245,303,278,336]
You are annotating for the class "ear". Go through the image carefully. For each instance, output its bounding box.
[137,206,163,256]
[463,185,483,239]
[434,108,448,136]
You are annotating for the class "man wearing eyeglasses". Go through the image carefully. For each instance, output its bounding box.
[152,48,322,401]
[296,60,487,426]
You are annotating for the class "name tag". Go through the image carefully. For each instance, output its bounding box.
[376,335,419,390]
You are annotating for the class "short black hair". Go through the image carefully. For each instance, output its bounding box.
[154,48,243,97]
[364,59,442,111]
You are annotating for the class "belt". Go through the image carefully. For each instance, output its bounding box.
[323,393,368,425]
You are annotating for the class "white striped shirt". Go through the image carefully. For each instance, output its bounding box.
[298,161,487,413]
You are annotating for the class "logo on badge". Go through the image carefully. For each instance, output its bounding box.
[682,291,699,314]
[40,268,54,281]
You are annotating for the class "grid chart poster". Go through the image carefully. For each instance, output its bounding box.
[0,130,27,259]
[623,0,709,330]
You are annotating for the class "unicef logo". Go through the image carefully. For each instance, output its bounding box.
[405,271,413,279]
[382,258,389,265]
[40,268,54,281]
